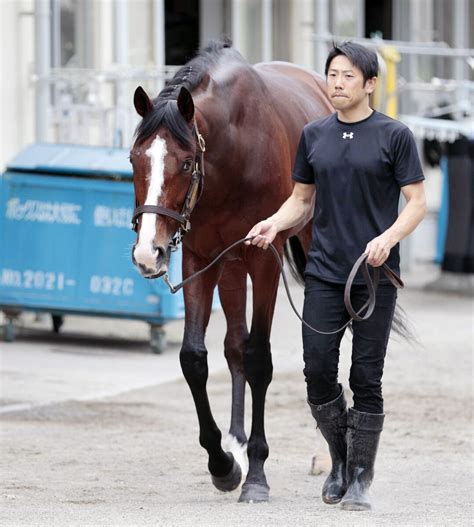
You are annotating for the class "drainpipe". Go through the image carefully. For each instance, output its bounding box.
[314,0,330,76]
[153,0,166,92]
[35,0,51,142]
[114,0,129,147]
[262,0,272,62]
[232,0,243,56]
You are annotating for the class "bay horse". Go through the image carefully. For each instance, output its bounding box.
[130,38,332,503]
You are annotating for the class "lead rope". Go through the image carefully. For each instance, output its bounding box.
[162,236,404,336]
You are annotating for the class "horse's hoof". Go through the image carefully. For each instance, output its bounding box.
[238,482,270,503]
[211,453,242,492]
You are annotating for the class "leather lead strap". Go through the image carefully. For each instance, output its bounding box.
[163,237,404,336]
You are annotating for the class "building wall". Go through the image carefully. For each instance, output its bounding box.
[0,0,35,170]
[1,0,472,169]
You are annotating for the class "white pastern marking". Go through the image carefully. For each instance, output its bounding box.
[134,136,167,269]
[222,434,248,478]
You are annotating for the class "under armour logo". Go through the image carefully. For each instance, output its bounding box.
[342,132,354,139]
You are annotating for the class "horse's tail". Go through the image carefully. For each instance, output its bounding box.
[283,235,415,343]
[283,235,306,287]
[391,304,417,343]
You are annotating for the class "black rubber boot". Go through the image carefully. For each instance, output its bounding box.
[308,386,347,504]
[340,408,385,511]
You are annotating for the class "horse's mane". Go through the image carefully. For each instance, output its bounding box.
[135,37,235,147]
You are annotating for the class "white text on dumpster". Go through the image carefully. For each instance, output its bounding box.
[6,198,81,224]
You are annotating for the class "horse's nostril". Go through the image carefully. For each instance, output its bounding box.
[153,245,165,259]
[138,263,151,274]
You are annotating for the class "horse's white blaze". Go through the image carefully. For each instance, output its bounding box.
[222,433,248,478]
[134,136,167,270]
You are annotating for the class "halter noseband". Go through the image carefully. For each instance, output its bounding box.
[131,120,206,250]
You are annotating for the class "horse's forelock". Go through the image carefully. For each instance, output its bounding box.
[164,100,193,149]
[134,98,193,150]
[135,38,237,150]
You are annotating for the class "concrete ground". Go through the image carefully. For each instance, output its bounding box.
[0,263,473,526]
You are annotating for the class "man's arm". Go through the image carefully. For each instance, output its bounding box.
[365,181,427,266]
[246,182,315,249]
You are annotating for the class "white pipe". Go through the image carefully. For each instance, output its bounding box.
[262,0,272,62]
[114,0,128,65]
[453,0,469,80]
[51,0,60,68]
[153,0,166,91]
[311,34,472,57]
[453,0,469,119]
[356,0,364,38]
[232,0,243,56]
[35,0,51,142]
[314,0,330,75]
[114,0,129,147]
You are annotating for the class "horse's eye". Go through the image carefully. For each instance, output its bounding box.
[183,160,193,172]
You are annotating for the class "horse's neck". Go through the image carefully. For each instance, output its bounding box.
[195,65,270,145]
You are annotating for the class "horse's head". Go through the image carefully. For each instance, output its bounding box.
[130,85,201,278]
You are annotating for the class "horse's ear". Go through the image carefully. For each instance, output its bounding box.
[177,86,194,122]
[134,86,153,117]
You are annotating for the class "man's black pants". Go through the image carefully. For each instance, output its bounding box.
[302,276,397,414]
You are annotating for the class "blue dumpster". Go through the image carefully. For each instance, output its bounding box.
[0,143,185,352]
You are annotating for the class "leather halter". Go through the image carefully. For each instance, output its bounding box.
[131,120,206,250]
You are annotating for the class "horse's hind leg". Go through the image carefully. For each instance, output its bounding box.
[239,250,280,503]
[218,261,249,474]
[180,250,242,492]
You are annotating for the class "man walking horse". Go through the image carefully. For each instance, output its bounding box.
[247,41,426,510]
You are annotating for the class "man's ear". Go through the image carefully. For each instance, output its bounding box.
[177,86,195,122]
[134,86,153,117]
[365,76,377,95]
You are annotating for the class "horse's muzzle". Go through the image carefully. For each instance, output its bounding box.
[132,243,169,278]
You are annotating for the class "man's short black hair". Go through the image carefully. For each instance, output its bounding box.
[325,42,379,84]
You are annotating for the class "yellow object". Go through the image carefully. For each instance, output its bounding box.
[378,46,401,118]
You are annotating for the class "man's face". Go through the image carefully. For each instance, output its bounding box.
[326,54,376,111]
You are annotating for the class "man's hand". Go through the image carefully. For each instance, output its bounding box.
[365,182,426,267]
[245,219,278,250]
[365,232,397,267]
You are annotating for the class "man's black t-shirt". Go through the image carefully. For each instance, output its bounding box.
[292,110,424,284]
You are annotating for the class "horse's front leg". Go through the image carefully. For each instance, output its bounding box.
[180,250,242,492]
[218,261,249,474]
[239,250,281,503]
